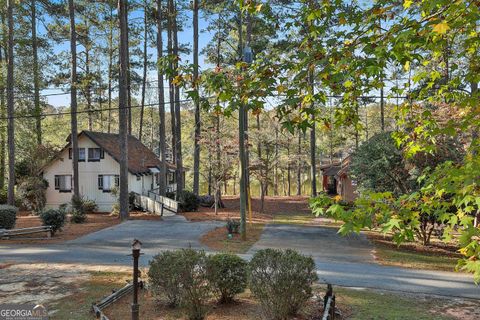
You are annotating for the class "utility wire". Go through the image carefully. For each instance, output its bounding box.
[0,98,194,121]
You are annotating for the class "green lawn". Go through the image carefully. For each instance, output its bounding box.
[273,212,315,225]
[373,244,460,272]
[336,287,456,320]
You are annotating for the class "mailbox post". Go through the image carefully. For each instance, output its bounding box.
[131,239,142,320]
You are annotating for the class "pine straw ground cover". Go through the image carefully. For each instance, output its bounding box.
[181,196,311,223]
[200,223,265,254]
[1,211,161,244]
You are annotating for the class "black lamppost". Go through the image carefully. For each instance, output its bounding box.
[131,239,142,320]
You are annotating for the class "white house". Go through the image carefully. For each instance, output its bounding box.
[41,131,178,212]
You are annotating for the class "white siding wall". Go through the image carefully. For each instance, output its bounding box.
[43,135,154,212]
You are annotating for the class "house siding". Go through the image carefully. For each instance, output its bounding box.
[43,135,155,212]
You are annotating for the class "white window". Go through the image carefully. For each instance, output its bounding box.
[88,148,104,161]
[69,148,86,161]
[54,175,72,193]
[98,175,119,192]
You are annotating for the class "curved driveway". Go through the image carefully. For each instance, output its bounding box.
[0,216,479,299]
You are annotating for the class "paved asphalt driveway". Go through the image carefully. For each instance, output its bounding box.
[1,216,479,299]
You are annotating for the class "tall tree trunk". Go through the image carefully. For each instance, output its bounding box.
[97,62,104,130]
[378,18,385,132]
[107,4,113,133]
[243,12,251,218]
[274,127,278,196]
[237,8,247,241]
[215,113,223,207]
[85,19,93,131]
[31,0,41,145]
[118,0,129,220]
[139,0,148,141]
[6,0,14,205]
[309,70,317,197]
[256,114,264,200]
[287,141,291,196]
[167,0,176,165]
[0,18,6,190]
[68,0,79,200]
[126,4,132,136]
[172,0,183,195]
[207,148,212,195]
[296,133,302,196]
[192,0,200,195]
[157,0,167,196]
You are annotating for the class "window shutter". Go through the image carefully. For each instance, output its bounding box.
[54,176,60,190]
[115,175,120,187]
[69,148,72,159]
[98,175,103,190]
[88,148,93,160]
[100,148,104,159]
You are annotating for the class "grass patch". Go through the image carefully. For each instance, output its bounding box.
[50,271,130,320]
[336,287,455,320]
[273,212,315,225]
[374,244,459,272]
[200,223,264,254]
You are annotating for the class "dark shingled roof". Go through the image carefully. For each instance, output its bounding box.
[74,131,175,175]
[322,165,341,176]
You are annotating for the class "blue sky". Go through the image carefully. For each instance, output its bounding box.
[45,7,215,108]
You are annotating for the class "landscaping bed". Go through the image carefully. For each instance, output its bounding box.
[2,211,161,244]
[102,285,480,320]
[103,288,324,320]
[200,223,265,253]
[182,196,312,223]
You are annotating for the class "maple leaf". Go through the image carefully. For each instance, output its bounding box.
[433,21,450,34]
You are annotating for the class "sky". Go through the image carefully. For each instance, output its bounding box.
[44,6,214,108]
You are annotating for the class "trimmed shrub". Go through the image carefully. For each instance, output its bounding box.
[82,198,98,213]
[0,205,18,229]
[178,190,199,212]
[177,249,212,320]
[70,209,86,223]
[70,195,87,223]
[148,249,212,320]
[249,249,318,319]
[207,253,247,303]
[149,250,184,307]
[40,209,66,235]
[17,177,48,214]
[226,219,240,234]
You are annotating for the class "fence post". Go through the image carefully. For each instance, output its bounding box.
[324,284,333,309]
[330,295,335,320]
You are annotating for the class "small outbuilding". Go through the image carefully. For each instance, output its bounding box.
[320,155,357,202]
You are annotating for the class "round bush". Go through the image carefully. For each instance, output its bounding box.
[0,205,18,229]
[17,177,48,214]
[40,209,66,235]
[149,250,185,307]
[149,249,212,320]
[178,190,199,212]
[207,253,248,303]
[178,249,212,320]
[70,209,86,223]
[249,248,318,319]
